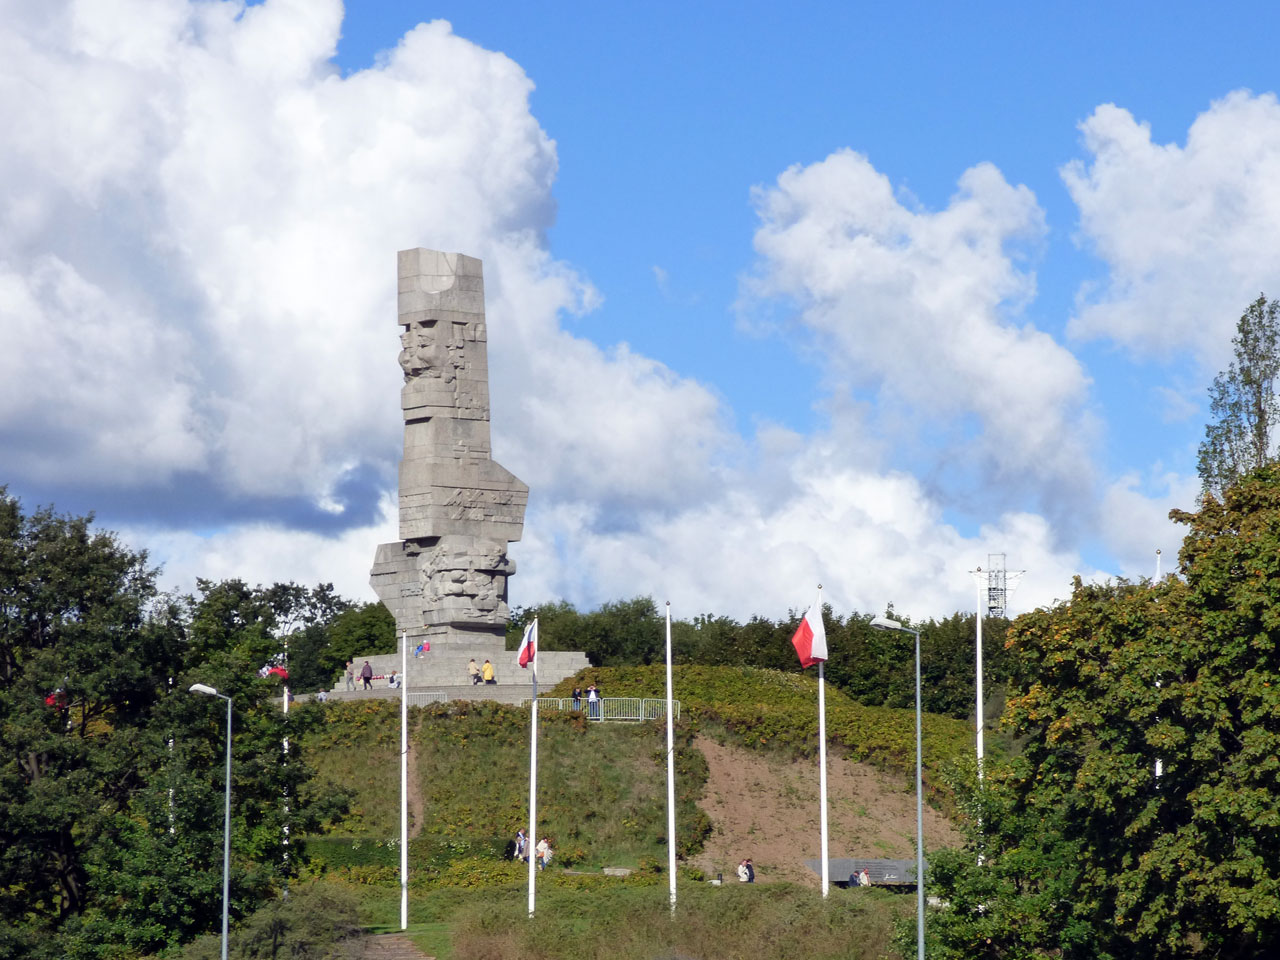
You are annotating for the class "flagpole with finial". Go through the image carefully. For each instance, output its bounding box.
[789,583,830,896]
[522,619,539,918]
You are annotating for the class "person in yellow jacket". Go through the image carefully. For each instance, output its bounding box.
[482,659,495,684]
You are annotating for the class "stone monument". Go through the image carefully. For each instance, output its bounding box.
[370,249,528,648]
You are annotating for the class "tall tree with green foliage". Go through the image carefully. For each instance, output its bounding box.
[0,490,186,949]
[927,465,1280,958]
[1198,294,1280,496]
[0,491,344,959]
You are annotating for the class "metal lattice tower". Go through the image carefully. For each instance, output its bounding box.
[984,553,1025,618]
[986,554,1008,618]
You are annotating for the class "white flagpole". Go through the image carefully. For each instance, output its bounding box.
[400,631,408,931]
[817,585,829,899]
[664,602,677,913]
[975,570,985,782]
[527,618,539,919]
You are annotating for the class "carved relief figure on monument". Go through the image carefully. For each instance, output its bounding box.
[419,535,513,625]
[398,319,456,382]
[372,248,528,647]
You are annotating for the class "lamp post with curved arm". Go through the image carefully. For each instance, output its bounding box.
[870,616,924,960]
[190,683,232,960]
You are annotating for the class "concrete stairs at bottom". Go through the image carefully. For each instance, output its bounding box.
[360,933,433,959]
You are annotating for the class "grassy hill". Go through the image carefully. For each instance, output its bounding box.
[287,665,976,959]
[301,698,711,877]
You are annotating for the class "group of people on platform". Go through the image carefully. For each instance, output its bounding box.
[344,660,377,691]
[468,658,496,685]
[343,660,400,690]
[569,683,602,717]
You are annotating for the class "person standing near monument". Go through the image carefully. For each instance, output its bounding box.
[345,660,355,691]
[586,684,599,719]
[468,658,481,685]
[482,659,495,684]
[360,661,373,690]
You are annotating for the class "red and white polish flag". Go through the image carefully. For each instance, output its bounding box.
[790,602,827,668]
[518,620,538,668]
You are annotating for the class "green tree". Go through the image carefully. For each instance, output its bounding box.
[177,883,362,959]
[0,490,184,939]
[580,596,664,666]
[507,599,584,652]
[0,491,344,958]
[929,466,1280,958]
[510,597,665,667]
[316,601,395,685]
[1198,294,1280,495]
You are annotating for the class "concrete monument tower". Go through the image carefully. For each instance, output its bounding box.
[370,249,528,648]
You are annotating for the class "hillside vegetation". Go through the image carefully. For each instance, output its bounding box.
[296,665,970,890]
[301,698,712,878]
[290,665,971,959]
[548,664,974,795]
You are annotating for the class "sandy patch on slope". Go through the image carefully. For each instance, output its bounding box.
[692,735,962,886]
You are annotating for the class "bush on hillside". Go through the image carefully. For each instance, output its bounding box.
[177,884,362,959]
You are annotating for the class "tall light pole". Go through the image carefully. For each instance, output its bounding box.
[870,616,925,960]
[190,683,232,960]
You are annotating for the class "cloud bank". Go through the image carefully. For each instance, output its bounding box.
[3,1,1258,624]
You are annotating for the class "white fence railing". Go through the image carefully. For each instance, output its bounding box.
[519,696,681,722]
[407,691,448,707]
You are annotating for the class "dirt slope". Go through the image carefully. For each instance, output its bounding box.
[692,735,962,886]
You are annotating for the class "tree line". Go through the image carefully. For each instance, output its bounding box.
[0,490,360,959]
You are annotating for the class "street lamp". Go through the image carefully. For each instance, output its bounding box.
[870,615,925,960]
[190,683,232,960]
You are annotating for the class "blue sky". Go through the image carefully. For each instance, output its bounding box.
[5,0,1280,620]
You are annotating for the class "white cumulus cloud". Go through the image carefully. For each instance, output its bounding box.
[742,149,1094,512]
[2,0,1212,628]
[1065,90,1280,367]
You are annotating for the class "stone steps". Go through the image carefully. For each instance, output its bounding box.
[360,933,434,959]
[335,649,589,695]
[312,683,540,706]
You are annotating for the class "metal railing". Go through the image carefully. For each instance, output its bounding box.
[407,691,447,707]
[519,696,681,722]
